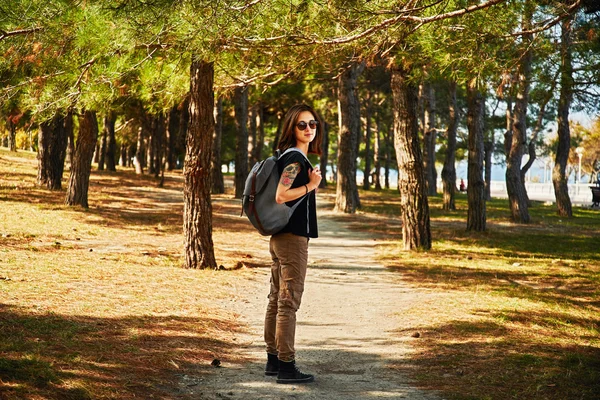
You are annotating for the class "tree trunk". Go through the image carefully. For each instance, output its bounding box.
[391,64,431,250]
[255,102,265,163]
[335,62,364,213]
[234,86,249,198]
[37,113,69,190]
[8,120,17,151]
[65,110,98,208]
[37,119,52,187]
[66,115,75,170]
[423,82,437,196]
[98,115,107,171]
[272,111,283,153]
[505,8,533,223]
[484,139,493,201]
[384,124,392,189]
[249,102,258,167]
[152,113,166,179]
[441,80,458,210]
[363,90,372,190]
[553,17,573,217]
[183,58,217,270]
[373,104,382,190]
[104,112,117,172]
[466,78,487,232]
[133,126,144,174]
[212,95,225,194]
[319,121,329,188]
[166,105,179,170]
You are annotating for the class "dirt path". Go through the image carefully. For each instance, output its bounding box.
[182,209,444,400]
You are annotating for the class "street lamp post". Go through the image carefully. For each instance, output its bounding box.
[576,147,584,195]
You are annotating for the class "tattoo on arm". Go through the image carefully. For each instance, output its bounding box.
[279,163,300,188]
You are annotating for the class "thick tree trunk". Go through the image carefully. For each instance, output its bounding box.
[234,86,249,198]
[505,9,533,223]
[65,110,98,208]
[212,95,225,194]
[441,80,458,210]
[335,62,364,213]
[183,59,217,270]
[466,78,487,232]
[423,82,437,196]
[319,121,329,188]
[553,17,573,217]
[37,113,69,190]
[391,65,431,250]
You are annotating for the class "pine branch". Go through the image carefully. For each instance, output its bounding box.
[0,27,43,42]
[503,0,582,38]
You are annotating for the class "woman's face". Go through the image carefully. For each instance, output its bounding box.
[294,110,318,147]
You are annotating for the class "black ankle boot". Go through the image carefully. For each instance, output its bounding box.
[276,360,314,384]
[265,353,279,376]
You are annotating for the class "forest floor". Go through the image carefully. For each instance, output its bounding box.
[1,147,599,400]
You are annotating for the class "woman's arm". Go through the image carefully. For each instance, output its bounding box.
[275,162,321,204]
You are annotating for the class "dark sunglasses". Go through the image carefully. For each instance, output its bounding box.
[296,120,319,131]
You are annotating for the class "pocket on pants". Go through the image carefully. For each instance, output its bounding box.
[279,282,304,310]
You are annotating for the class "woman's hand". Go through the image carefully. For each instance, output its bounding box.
[309,165,322,191]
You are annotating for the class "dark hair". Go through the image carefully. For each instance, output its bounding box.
[276,104,323,156]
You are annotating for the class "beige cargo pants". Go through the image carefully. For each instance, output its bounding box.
[264,232,309,362]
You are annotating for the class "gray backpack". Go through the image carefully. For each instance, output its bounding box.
[242,148,310,236]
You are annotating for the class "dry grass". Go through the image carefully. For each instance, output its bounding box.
[358,189,600,400]
[0,148,268,399]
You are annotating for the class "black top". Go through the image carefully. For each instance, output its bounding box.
[275,151,318,238]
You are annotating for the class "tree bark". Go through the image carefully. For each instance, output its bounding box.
[104,112,117,172]
[422,82,437,196]
[466,78,487,232]
[505,7,533,223]
[253,101,265,165]
[391,64,431,250]
[384,124,392,189]
[373,104,382,190]
[37,113,69,190]
[166,105,180,170]
[363,90,372,190]
[441,80,458,210]
[234,86,249,198]
[97,116,107,171]
[65,110,98,208]
[183,59,217,270]
[8,119,17,151]
[152,113,166,179]
[335,62,364,213]
[484,139,493,201]
[212,95,225,194]
[553,17,574,217]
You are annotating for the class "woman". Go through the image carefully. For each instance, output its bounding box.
[263,104,323,384]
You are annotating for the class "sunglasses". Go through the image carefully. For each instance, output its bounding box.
[296,120,319,131]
